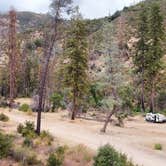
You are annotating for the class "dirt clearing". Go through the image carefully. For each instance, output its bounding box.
[0,109,166,166]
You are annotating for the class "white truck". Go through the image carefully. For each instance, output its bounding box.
[145,113,166,123]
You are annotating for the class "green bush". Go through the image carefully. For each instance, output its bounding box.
[157,91,166,111]
[34,38,43,48]
[17,121,36,138]
[17,123,24,134]
[0,113,9,122]
[154,144,162,150]
[23,137,33,147]
[47,146,66,166]
[0,132,13,158]
[19,104,30,112]
[50,93,65,111]
[93,144,135,166]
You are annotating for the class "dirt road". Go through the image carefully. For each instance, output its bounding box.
[1,109,166,166]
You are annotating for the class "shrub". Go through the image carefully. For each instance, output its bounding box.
[40,130,54,145]
[34,38,43,48]
[157,91,166,111]
[17,121,36,138]
[17,123,24,134]
[50,93,65,111]
[0,98,8,108]
[154,144,162,150]
[23,137,33,147]
[93,144,135,166]
[0,132,13,158]
[47,146,66,166]
[0,113,9,122]
[11,146,41,165]
[19,104,30,112]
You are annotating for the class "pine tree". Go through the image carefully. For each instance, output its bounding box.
[134,5,149,112]
[148,3,165,112]
[63,16,88,120]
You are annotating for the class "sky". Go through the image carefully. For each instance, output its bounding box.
[0,0,140,19]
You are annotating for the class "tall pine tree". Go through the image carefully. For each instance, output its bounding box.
[134,5,149,112]
[63,15,88,120]
[148,3,164,112]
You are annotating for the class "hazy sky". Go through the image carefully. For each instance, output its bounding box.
[0,0,140,18]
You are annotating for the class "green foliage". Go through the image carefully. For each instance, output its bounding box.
[0,113,9,122]
[157,91,166,111]
[134,4,149,74]
[17,121,36,139]
[19,104,30,112]
[118,85,134,110]
[89,83,103,107]
[23,137,33,147]
[154,143,162,150]
[147,3,165,77]
[47,146,66,166]
[134,3,165,112]
[63,16,89,118]
[34,38,43,48]
[50,93,65,111]
[0,132,13,158]
[93,144,135,166]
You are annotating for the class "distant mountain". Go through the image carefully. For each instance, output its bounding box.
[0,0,165,80]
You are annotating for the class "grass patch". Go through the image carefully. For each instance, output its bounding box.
[19,104,30,112]
[0,113,9,122]
[65,144,94,165]
[11,146,41,165]
[154,144,162,150]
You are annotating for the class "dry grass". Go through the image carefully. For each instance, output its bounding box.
[63,144,94,166]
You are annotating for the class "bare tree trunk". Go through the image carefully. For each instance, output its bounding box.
[141,70,145,112]
[101,105,118,133]
[9,10,17,108]
[71,89,77,120]
[150,79,155,113]
[36,2,61,134]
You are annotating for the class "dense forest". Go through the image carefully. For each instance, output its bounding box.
[0,0,166,165]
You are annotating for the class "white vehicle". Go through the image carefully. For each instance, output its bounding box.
[145,113,166,123]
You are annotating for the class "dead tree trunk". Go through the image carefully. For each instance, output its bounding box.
[36,3,61,135]
[8,10,17,108]
[101,105,118,133]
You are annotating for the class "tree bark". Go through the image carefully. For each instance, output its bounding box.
[150,79,155,113]
[36,5,60,135]
[71,89,77,120]
[141,71,145,112]
[9,10,17,108]
[101,105,118,133]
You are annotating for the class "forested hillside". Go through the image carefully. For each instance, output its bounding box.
[0,0,166,165]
